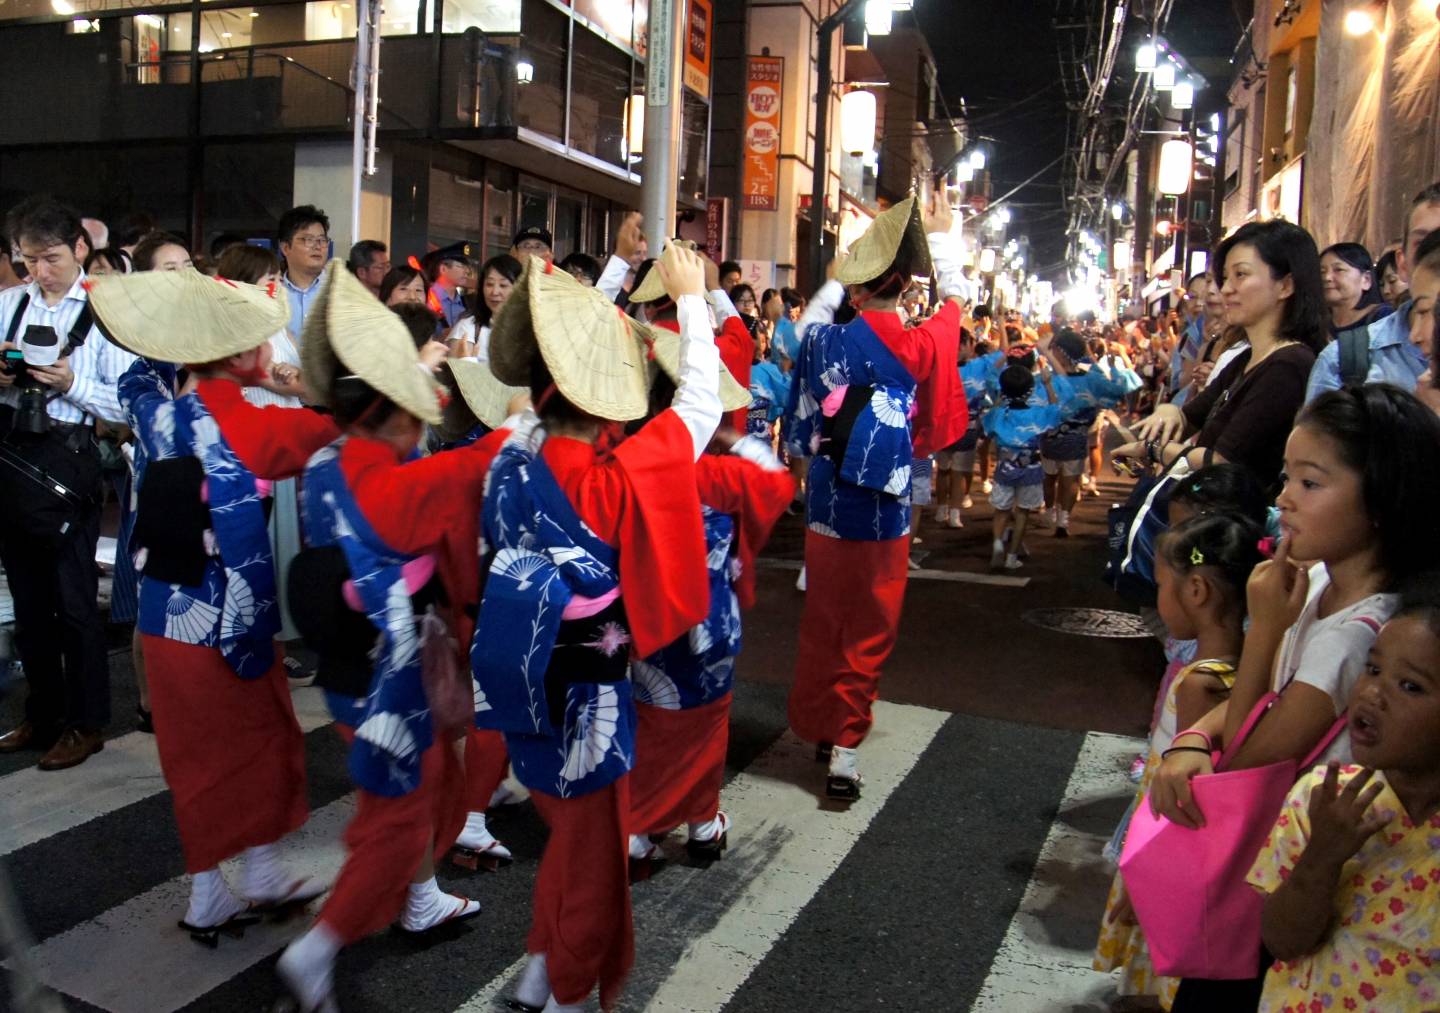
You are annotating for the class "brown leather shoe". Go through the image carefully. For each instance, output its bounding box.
[0,722,58,754]
[37,728,105,771]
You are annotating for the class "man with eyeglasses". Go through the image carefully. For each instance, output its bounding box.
[277,205,332,340]
[346,239,390,298]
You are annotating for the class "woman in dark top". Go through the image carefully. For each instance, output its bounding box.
[1320,242,1390,343]
[1115,220,1325,489]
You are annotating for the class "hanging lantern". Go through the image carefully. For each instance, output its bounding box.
[955,161,974,183]
[864,0,893,37]
[1171,81,1194,110]
[969,148,987,170]
[978,248,997,273]
[623,95,644,157]
[839,90,877,155]
[1153,61,1176,90]
[1114,239,1132,267]
[1135,41,1156,71]
[1157,139,1193,195]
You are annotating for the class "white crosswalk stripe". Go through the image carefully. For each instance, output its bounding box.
[0,687,331,859]
[970,731,1146,1012]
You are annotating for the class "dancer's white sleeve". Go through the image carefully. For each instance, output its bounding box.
[927,232,970,302]
[597,254,631,302]
[671,294,723,460]
[796,280,845,338]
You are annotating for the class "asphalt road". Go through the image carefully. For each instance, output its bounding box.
[0,474,1163,1013]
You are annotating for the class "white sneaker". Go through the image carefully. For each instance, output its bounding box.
[981,479,993,495]
[946,510,963,529]
[961,494,974,509]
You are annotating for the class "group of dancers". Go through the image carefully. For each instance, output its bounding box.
[82,191,975,1011]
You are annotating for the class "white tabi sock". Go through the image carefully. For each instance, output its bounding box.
[277,922,341,1011]
[185,868,249,929]
[515,952,551,1009]
[240,842,294,903]
[401,876,480,932]
[542,997,585,1013]
[456,811,513,859]
[828,746,861,782]
[627,834,657,860]
[687,811,730,843]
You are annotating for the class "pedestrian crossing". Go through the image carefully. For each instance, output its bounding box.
[0,684,1145,1012]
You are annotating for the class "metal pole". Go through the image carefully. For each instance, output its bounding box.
[639,0,687,253]
[807,1,866,289]
[350,0,371,247]
[364,0,381,178]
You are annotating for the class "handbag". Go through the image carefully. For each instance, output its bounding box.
[1119,691,1347,979]
[1103,458,1189,606]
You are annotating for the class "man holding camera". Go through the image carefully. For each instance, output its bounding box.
[0,196,137,770]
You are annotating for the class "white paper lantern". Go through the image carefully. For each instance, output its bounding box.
[1157,139,1193,195]
[839,90,877,155]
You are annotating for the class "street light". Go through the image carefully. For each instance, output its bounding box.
[864,0,893,35]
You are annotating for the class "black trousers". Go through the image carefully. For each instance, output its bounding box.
[0,499,110,732]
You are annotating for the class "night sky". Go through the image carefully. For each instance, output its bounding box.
[913,1,1248,280]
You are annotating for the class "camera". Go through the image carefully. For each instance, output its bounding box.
[4,324,60,435]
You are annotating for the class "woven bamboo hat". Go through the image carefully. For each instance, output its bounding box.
[488,255,652,421]
[628,239,699,304]
[300,261,442,425]
[834,196,932,285]
[437,358,528,439]
[639,320,752,413]
[87,269,289,363]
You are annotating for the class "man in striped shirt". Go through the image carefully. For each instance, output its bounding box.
[0,195,137,770]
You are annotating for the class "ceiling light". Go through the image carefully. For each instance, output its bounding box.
[1343,8,1375,34]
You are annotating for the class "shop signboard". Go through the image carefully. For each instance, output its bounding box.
[705,197,728,262]
[743,55,783,211]
[684,0,712,97]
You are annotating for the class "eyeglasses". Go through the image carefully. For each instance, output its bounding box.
[290,234,329,249]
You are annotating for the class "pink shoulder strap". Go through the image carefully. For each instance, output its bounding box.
[1217,690,1350,772]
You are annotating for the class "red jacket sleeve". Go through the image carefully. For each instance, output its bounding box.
[717,315,754,432]
[198,380,340,480]
[554,410,709,658]
[909,301,968,456]
[696,454,794,609]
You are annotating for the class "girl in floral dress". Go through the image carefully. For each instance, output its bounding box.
[1248,580,1440,1013]
[1095,512,1262,1006]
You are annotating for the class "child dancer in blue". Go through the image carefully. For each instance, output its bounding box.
[982,361,1065,570]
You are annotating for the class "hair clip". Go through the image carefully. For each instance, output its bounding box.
[1190,547,1205,566]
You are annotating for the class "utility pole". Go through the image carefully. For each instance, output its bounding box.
[639,0,688,253]
[808,0,865,288]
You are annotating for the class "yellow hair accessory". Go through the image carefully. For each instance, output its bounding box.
[1190,547,1205,566]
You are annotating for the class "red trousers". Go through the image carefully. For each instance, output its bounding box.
[143,635,308,873]
[318,726,467,944]
[788,533,908,748]
[627,694,729,836]
[464,726,510,811]
[528,780,634,1010]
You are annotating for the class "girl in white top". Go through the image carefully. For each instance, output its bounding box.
[1151,384,1440,826]
[447,253,520,363]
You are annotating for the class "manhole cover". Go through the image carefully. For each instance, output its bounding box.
[1021,607,1152,639]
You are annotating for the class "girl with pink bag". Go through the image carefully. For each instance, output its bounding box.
[1141,385,1440,1011]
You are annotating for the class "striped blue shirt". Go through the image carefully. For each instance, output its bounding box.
[0,273,137,424]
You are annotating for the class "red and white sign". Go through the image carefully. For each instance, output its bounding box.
[743,56,783,212]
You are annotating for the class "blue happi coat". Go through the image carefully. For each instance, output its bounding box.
[302,440,453,797]
[951,353,1000,451]
[982,401,1065,487]
[121,361,279,679]
[471,434,637,799]
[631,507,740,710]
[746,361,791,439]
[1040,361,1142,460]
[784,317,917,541]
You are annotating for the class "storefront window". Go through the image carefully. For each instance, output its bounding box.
[484,162,517,259]
[553,188,584,259]
[442,0,520,33]
[569,25,630,167]
[574,0,631,49]
[518,177,550,233]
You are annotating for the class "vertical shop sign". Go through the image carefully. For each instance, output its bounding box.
[705,197,728,261]
[683,0,712,97]
[742,55,783,211]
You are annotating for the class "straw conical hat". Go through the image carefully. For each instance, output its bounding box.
[628,240,699,304]
[437,358,528,439]
[488,256,652,421]
[300,261,442,425]
[834,196,932,285]
[87,269,289,363]
[639,320,752,413]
